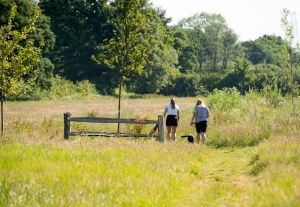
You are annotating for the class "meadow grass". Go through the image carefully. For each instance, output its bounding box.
[0,94,299,206]
[251,135,300,206]
[0,139,255,206]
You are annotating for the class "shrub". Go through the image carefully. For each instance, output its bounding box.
[16,76,100,100]
[261,83,283,107]
[207,87,242,112]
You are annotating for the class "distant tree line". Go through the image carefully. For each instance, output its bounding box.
[1,0,299,99]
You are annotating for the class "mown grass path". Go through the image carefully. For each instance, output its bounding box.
[178,146,256,206]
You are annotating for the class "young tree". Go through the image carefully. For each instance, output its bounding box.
[92,0,153,133]
[0,3,42,135]
[280,9,299,114]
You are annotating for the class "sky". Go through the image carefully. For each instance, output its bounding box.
[149,0,300,42]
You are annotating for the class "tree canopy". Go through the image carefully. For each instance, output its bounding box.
[0,0,299,99]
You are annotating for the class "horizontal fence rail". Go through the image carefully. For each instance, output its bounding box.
[70,117,158,124]
[64,112,165,143]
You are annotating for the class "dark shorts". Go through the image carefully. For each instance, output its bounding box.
[166,115,178,126]
[195,121,207,133]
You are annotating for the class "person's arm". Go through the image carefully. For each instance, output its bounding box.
[207,108,210,118]
[163,107,168,118]
[177,110,180,123]
[190,112,196,126]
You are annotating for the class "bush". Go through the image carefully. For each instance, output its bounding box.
[261,83,283,107]
[16,76,100,100]
[169,73,202,97]
[207,87,242,111]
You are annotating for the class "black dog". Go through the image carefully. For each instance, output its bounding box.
[181,135,194,143]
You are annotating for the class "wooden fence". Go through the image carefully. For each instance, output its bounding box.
[63,112,165,143]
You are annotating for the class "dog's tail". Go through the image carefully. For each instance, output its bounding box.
[181,135,194,143]
[181,135,193,138]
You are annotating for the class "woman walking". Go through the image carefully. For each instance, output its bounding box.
[163,98,180,141]
[190,99,210,144]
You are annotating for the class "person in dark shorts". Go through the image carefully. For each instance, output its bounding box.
[190,99,210,144]
[163,98,180,141]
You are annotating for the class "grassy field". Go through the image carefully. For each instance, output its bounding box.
[0,94,300,206]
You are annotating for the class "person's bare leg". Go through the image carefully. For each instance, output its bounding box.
[171,126,177,141]
[166,126,171,141]
[201,132,206,144]
[196,133,201,144]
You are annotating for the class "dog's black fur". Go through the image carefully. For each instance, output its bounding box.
[181,135,194,143]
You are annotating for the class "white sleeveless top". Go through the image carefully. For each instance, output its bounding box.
[166,104,179,115]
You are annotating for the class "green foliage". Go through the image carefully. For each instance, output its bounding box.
[17,76,100,100]
[46,76,99,100]
[248,64,280,90]
[242,40,267,64]
[220,58,250,94]
[199,72,224,92]
[0,2,43,134]
[168,73,202,97]
[171,27,199,73]
[241,35,283,65]
[39,0,115,95]
[207,87,241,111]
[35,57,54,90]
[206,87,277,148]
[126,7,178,94]
[178,12,238,72]
[279,9,299,114]
[0,2,42,99]
[0,0,297,100]
[92,0,153,80]
[0,0,56,89]
[262,83,283,107]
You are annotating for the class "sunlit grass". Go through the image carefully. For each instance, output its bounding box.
[0,139,256,206]
[0,94,300,206]
[251,135,300,206]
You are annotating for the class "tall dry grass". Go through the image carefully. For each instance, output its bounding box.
[2,93,300,146]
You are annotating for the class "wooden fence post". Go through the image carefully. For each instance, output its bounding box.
[158,115,165,143]
[64,112,71,139]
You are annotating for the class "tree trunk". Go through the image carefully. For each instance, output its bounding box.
[1,95,3,136]
[213,51,217,72]
[117,74,122,134]
[290,48,295,114]
[1,59,3,136]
